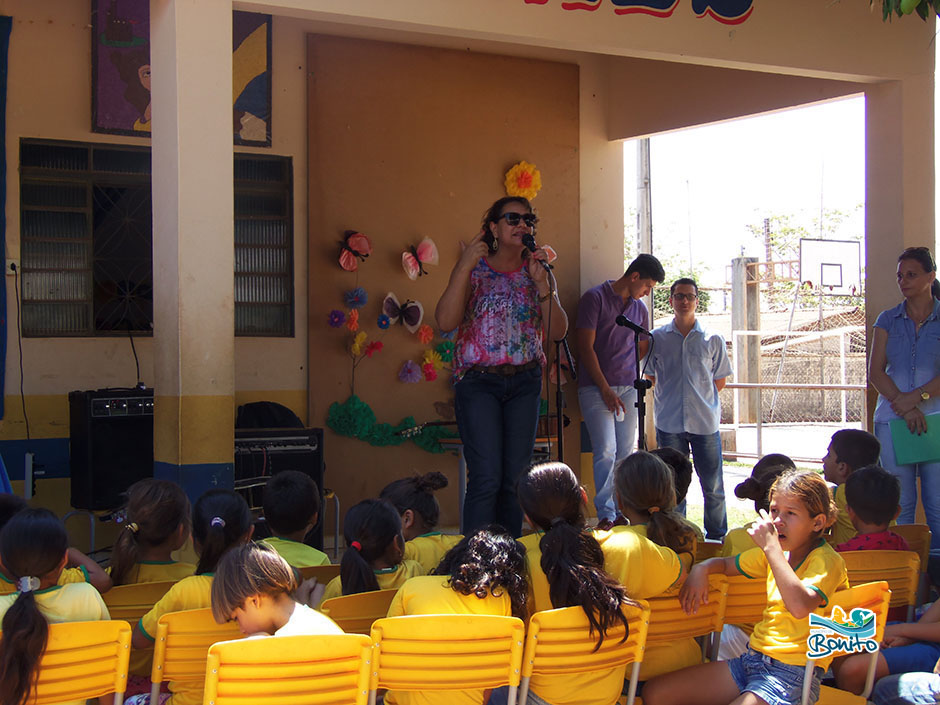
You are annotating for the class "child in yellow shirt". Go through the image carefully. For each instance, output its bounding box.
[0,508,110,705]
[643,470,848,705]
[127,489,254,705]
[319,499,425,605]
[385,526,527,705]
[513,461,676,705]
[262,470,330,568]
[380,471,463,572]
[822,429,882,545]
[0,493,113,594]
[109,479,194,586]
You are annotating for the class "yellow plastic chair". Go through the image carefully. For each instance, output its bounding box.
[369,614,525,705]
[891,523,932,604]
[520,601,650,705]
[149,607,243,704]
[103,580,177,623]
[299,563,342,584]
[203,633,373,705]
[802,580,891,705]
[694,540,723,563]
[320,588,399,634]
[24,619,132,705]
[712,573,767,656]
[645,574,728,662]
[841,549,919,620]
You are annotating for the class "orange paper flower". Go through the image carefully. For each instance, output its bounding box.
[345,309,360,332]
[504,160,542,200]
[416,324,434,345]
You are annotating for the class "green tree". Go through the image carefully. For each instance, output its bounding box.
[651,252,712,318]
[872,0,938,21]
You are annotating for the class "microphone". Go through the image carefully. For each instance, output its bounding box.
[615,315,650,336]
[522,232,552,271]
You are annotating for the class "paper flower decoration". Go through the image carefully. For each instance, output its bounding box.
[365,341,384,358]
[423,349,443,370]
[399,360,422,383]
[377,314,391,330]
[435,340,455,363]
[422,362,438,382]
[344,287,368,309]
[328,310,346,328]
[504,160,542,201]
[351,331,368,356]
[345,309,360,332]
[416,324,434,345]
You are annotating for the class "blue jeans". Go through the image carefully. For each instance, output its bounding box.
[455,367,542,538]
[578,385,639,522]
[656,429,727,539]
[875,422,940,556]
[872,672,940,705]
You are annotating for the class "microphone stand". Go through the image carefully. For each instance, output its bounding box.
[554,336,576,463]
[633,329,653,450]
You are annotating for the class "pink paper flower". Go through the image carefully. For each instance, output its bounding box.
[422,362,438,382]
[365,341,384,358]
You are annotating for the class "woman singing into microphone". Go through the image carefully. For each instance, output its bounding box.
[435,196,568,537]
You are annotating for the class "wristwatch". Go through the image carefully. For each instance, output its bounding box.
[921,387,931,402]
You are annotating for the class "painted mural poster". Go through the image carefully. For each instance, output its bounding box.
[91,1,272,146]
[523,0,753,23]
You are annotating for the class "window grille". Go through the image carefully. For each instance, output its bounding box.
[19,139,293,337]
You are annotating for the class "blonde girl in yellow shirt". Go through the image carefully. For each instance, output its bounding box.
[0,508,110,705]
[380,471,463,573]
[110,479,194,586]
[642,470,848,705]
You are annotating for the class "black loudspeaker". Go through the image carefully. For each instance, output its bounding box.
[234,428,325,550]
[69,389,154,511]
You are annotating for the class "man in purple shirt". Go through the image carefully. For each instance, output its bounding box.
[576,254,664,527]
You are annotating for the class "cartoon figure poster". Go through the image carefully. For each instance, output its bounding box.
[91,0,272,146]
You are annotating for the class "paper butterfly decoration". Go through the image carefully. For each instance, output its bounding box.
[339,230,373,272]
[402,237,439,280]
[383,292,424,334]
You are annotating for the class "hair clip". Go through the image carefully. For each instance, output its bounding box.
[350,541,362,551]
[125,522,139,534]
[17,576,40,593]
[210,517,226,528]
[648,506,661,514]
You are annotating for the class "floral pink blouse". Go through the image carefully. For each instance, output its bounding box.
[453,258,546,381]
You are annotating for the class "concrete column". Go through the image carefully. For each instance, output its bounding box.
[732,257,759,423]
[150,0,235,499]
[865,74,936,420]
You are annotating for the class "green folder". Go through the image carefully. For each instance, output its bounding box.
[890,413,940,465]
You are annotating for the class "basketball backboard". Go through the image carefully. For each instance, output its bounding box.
[799,238,862,296]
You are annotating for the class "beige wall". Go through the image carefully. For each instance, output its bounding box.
[306,35,581,521]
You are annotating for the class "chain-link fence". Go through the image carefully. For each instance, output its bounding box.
[720,326,867,425]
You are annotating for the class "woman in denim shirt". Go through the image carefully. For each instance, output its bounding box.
[869,247,940,559]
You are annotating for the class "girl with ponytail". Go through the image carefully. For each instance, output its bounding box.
[128,489,252,705]
[110,479,193,587]
[613,451,702,682]
[0,509,109,705]
[319,499,425,606]
[506,462,680,705]
[380,471,463,572]
[870,246,940,556]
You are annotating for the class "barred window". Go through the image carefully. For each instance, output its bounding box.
[19,138,293,337]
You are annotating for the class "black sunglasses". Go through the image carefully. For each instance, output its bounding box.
[498,212,538,227]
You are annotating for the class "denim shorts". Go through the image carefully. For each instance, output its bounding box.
[727,647,821,705]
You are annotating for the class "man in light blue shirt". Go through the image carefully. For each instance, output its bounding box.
[646,278,732,540]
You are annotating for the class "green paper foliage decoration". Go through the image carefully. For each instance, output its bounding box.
[326,395,457,454]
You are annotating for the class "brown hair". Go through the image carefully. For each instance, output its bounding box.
[210,542,297,624]
[614,451,696,556]
[517,463,631,649]
[769,470,838,536]
[734,454,796,514]
[110,479,192,586]
[379,471,448,530]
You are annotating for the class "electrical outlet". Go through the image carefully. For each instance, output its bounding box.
[5,259,17,276]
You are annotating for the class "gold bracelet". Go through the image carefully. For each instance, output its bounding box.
[538,291,552,303]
